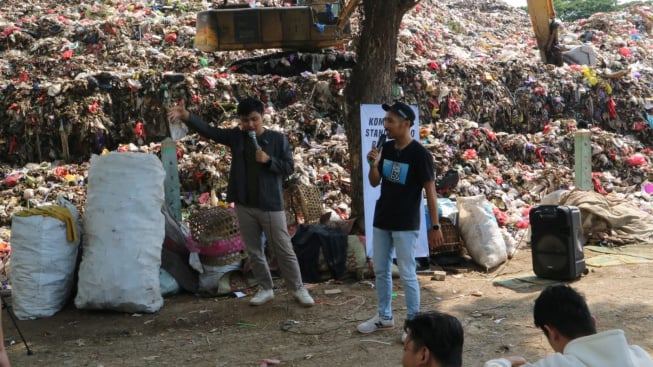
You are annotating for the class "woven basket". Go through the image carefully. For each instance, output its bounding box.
[199,251,248,267]
[430,217,464,256]
[188,206,240,246]
[285,184,324,225]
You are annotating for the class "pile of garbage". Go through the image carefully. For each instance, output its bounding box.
[1,0,653,251]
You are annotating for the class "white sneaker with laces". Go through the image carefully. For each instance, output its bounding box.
[250,289,274,306]
[357,314,395,334]
[292,287,315,307]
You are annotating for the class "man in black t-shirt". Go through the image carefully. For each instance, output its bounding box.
[357,101,443,339]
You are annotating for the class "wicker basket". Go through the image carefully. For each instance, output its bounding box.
[430,217,464,256]
[188,206,240,246]
[285,184,324,225]
[199,251,248,267]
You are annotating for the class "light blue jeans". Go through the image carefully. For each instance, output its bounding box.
[372,227,420,321]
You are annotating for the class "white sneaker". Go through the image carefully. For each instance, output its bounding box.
[250,289,274,306]
[292,288,315,307]
[357,314,395,334]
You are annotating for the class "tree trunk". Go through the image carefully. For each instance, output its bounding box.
[344,0,417,232]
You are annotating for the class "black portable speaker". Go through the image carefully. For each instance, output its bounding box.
[529,205,586,280]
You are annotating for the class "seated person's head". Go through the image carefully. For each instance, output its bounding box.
[403,311,464,367]
[534,285,596,352]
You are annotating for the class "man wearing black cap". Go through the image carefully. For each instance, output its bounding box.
[357,101,443,339]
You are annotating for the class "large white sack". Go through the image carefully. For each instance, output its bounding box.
[457,195,507,270]
[10,197,80,320]
[75,153,165,313]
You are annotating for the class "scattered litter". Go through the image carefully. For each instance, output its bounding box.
[324,288,342,295]
[281,320,300,331]
[360,339,393,345]
[260,358,281,367]
[237,322,257,327]
[431,271,447,281]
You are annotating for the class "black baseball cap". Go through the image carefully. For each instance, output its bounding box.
[382,101,416,125]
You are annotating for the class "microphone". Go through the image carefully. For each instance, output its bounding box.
[376,133,387,149]
[248,131,260,150]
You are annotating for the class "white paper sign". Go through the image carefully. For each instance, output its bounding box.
[359,104,428,258]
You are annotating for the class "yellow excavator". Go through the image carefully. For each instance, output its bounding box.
[194,0,360,51]
[194,0,593,67]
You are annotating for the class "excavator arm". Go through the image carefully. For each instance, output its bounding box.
[527,0,563,66]
[336,0,361,34]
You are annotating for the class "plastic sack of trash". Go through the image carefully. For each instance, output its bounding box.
[457,195,507,270]
[10,196,81,320]
[75,153,165,313]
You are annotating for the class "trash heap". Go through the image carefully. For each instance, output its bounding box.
[1,0,653,251]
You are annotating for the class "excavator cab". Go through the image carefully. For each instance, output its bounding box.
[194,0,358,52]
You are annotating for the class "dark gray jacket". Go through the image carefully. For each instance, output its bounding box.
[187,114,294,211]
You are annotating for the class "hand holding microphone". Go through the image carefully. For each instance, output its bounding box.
[367,133,386,166]
[376,133,387,149]
[248,130,270,163]
[248,131,260,150]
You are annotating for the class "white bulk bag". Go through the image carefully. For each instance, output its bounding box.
[75,153,165,313]
[10,197,81,320]
[457,195,507,270]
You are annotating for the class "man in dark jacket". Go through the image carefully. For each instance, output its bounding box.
[167,97,314,307]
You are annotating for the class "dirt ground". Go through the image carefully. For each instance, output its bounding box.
[4,246,653,367]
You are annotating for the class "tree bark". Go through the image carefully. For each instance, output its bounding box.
[344,0,418,232]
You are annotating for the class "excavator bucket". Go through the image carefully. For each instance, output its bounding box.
[527,0,562,66]
[194,2,355,52]
[195,10,220,52]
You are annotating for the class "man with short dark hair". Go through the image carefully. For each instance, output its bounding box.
[484,285,653,367]
[167,97,314,307]
[402,311,464,367]
[357,101,443,337]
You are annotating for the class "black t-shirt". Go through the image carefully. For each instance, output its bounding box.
[373,140,435,231]
[243,132,261,207]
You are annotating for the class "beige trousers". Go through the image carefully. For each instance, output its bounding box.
[235,205,303,291]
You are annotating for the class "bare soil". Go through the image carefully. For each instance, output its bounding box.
[5,247,653,367]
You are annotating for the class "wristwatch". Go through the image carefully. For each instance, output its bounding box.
[431,223,441,231]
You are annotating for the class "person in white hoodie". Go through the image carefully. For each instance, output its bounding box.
[484,285,653,367]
